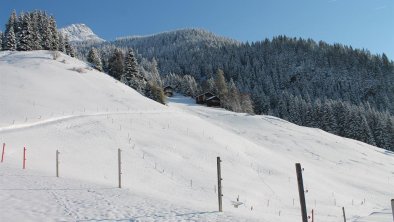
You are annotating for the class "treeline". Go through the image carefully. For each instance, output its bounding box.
[0,10,75,56]
[86,45,253,112]
[163,69,254,113]
[278,92,394,149]
[75,29,394,150]
[87,46,165,104]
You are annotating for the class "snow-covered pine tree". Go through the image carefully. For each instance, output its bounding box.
[87,48,103,71]
[58,34,66,53]
[64,35,75,57]
[30,11,42,50]
[39,12,52,50]
[227,78,242,112]
[181,75,199,97]
[145,81,166,104]
[4,10,18,50]
[215,68,228,100]
[108,48,124,80]
[0,32,3,50]
[5,26,17,51]
[17,12,34,51]
[240,93,254,114]
[122,49,147,94]
[149,58,162,86]
[5,10,17,36]
[49,16,59,51]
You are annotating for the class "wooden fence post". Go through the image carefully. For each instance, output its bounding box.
[1,143,5,162]
[56,150,59,177]
[311,209,314,222]
[23,147,26,169]
[217,156,223,212]
[391,199,394,222]
[295,163,307,222]
[118,148,122,188]
[342,206,346,222]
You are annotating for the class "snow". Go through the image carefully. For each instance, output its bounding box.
[0,51,393,221]
[59,24,105,43]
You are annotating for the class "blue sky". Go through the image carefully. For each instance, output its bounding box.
[1,0,393,59]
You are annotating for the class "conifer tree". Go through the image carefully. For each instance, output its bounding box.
[5,10,17,35]
[58,34,66,53]
[215,68,228,99]
[122,49,146,94]
[5,26,17,51]
[0,32,3,50]
[30,11,42,50]
[108,48,124,80]
[87,48,103,71]
[64,35,75,57]
[17,12,34,51]
[49,16,59,50]
[40,13,52,50]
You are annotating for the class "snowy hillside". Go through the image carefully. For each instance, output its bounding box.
[59,24,105,43]
[0,51,393,222]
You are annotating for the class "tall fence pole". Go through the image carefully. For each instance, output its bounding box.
[311,209,314,222]
[118,148,122,188]
[342,206,346,222]
[23,147,26,169]
[1,143,5,162]
[217,156,223,212]
[56,150,59,177]
[391,199,394,222]
[295,163,307,222]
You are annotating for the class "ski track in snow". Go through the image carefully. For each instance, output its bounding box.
[0,110,175,133]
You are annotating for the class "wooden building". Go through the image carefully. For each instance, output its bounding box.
[195,92,221,107]
[196,92,214,104]
[206,96,221,107]
[163,86,174,97]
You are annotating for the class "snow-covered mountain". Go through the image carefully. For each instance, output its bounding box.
[59,23,105,43]
[0,51,392,221]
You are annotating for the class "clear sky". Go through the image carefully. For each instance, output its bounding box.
[1,0,393,59]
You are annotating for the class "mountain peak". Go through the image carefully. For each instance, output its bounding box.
[59,23,105,43]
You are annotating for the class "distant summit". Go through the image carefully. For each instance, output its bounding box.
[59,24,105,43]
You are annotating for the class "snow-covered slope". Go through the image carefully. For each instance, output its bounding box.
[0,51,393,222]
[59,24,105,43]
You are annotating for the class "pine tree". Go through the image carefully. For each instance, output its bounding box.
[215,69,228,99]
[149,58,162,86]
[87,48,103,71]
[5,26,17,51]
[0,32,3,50]
[30,11,42,50]
[17,12,34,51]
[227,79,242,112]
[181,75,199,97]
[122,49,146,94]
[49,16,59,50]
[40,13,52,50]
[146,81,166,104]
[4,10,17,50]
[240,93,254,114]
[58,34,66,53]
[5,10,17,35]
[64,35,75,57]
[108,48,124,80]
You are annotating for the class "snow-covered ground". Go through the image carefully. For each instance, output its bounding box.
[0,51,393,222]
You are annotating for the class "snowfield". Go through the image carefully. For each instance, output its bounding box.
[0,51,393,222]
